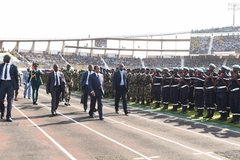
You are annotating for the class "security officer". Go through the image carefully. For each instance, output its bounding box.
[162,68,171,110]
[28,62,43,105]
[228,65,240,124]
[136,68,141,103]
[215,65,230,121]
[63,64,73,106]
[170,67,180,111]
[153,68,162,108]
[130,69,137,102]
[194,68,205,117]
[144,68,153,106]
[204,63,218,119]
[126,69,132,101]
[179,67,190,114]
[188,68,196,111]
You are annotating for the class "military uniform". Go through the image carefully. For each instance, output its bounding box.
[153,68,162,108]
[162,68,171,110]
[188,68,196,110]
[63,65,73,106]
[72,69,78,91]
[170,68,180,111]
[204,63,218,119]
[228,65,240,124]
[194,68,205,117]
[144,68,153,106]
[130,70,137,102]
[139,68,146,105]
[28,63,43,105]
[179,67,190,114]
[215,66,230,121]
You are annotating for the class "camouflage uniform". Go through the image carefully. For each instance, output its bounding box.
[63,65,73,105]
[139,69,146,105]
[144,69,153,105]
[72,69,78,91]
[136,70,142,103]
[126,70,132,101]
[104,71,111,97]
[130,70,137,102]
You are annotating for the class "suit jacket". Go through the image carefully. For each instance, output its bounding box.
[81,71,90,90]
[46,71,65,93]
[0,63,19,90]
[112,70,129,91]
[28,70,43,86]
[89,73,104,96]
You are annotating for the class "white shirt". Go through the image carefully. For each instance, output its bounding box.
[1,63,11,80]
[54,71,60,86]
[119,70,124,85]
[86,71,92,85]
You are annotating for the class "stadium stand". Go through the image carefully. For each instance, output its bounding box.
[103,57,142,69]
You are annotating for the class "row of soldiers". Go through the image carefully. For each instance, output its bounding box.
[61,63,240,124]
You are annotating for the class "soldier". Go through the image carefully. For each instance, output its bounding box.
[204,63,218,119]
[179,67,190,114]
[194,68,205,117]
[72,69,78,91]
[162,68,171,110]
[215,65,230,121]
[144,68,153,106]
[228,65,240,124]
[135,68,141,103]
[63,64,73,106]
[139,68,146,105]
[126,69,132,101]
[129,69,136,102]
[188,68,196,111]
[104,69,111,97]
[153,68,162,108]
[28,62,43,105]
[170,67,180,111]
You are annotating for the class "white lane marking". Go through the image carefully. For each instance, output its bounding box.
[105,117,222,160]
[14,106,77,160]
[37,93,221,160]
[19,92,151,160]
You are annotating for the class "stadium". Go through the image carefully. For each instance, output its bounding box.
[0,25,240,70]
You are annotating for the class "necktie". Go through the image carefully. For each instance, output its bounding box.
[55,73,59,86]
[4,63,8,79]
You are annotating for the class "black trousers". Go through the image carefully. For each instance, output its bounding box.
[115,86,128,113]
[50,86,61,113]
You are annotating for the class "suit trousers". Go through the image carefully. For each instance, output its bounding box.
[89,93,103,118]
[83,85,90,110]
[51,86,61,113]
[0,81,14,118]
[32,83,40,103]
[115,86,128,113]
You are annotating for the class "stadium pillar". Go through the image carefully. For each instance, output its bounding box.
[75,40,79,55]
[46,41,51,54]
[61,41,65,55]
[30,41,35,53]
[0,41,3,51]
[146,36,149,58]
[118,40,121,58]
[90,40,93,56]
[160,34,163,58]
[12,41,19,52]
[132,39,135,57]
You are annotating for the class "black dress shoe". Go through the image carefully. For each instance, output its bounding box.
[94,108,98,112]
[6,118,12,122]
[115,111,119,114]
[51,112,55,116]
[84,109,86,112]
[89,115,94,118]
[99,117,104,120]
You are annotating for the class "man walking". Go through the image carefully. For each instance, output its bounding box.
[0,54,19,122]
[23,67,31,99]
[46,64,65,116]
[112,63,130,115]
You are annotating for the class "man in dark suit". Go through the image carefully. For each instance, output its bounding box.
[112,63,130,115]
[46,64,65,116]
[81,65,93,112]
[88,65,104,120]
[0,54,19,122]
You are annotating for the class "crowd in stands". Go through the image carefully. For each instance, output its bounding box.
[63,54,104,67]
[184,56,225,69]
[19,52,67,68]
[192,26,240,33]
[103,57,142,69]
[143,57,181,69]
[212,35,240,53]
[190,36,210,54]
[226,57,240,67]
